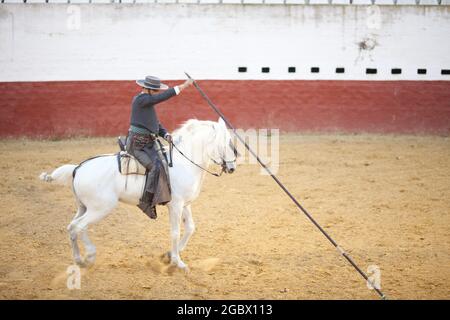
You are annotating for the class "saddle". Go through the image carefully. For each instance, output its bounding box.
[117,151,147,175]
[116,136,146,176]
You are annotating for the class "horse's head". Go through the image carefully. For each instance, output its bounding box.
[210,118,239,174]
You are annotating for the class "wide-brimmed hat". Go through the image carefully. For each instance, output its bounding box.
[136,76,169,90]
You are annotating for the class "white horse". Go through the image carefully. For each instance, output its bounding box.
[40,118,237,271]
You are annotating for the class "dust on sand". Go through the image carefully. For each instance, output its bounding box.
[0,134,449,299]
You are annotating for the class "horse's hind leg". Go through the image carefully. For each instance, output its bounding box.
[80,229,96,266]
[68,200,117,267]
[67,205,87,266]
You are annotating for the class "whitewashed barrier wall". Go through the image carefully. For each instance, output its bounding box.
[2,1,450,5]
[0,4,449,82]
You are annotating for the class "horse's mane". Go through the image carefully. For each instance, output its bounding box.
[171,119,223,163]
[172,119,216,142]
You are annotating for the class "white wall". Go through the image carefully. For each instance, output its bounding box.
[2,1,450,4]
[0,4,449,81]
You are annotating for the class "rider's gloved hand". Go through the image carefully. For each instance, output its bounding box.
[178,79,194,92]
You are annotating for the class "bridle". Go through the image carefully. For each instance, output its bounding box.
[211,140,239,164]
[169,140,238,177]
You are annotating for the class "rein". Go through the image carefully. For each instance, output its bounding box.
[170,141,224,177]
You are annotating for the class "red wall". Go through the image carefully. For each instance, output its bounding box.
[1,80,449,137]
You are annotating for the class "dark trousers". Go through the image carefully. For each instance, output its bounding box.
[126,132,172,209]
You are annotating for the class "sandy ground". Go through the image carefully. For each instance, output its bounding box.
[0,134,449,300]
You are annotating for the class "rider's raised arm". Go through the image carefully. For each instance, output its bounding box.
[140,78,193,106]
[141,87,178,105]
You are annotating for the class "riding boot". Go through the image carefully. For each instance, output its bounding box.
[138,192,157,219]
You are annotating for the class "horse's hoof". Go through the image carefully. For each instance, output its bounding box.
[84,253,96,267]
[161,251,171,265]
[168,264,189,274]
[181,265,190,274]
[175,261,189,273]
[75,258,87,268]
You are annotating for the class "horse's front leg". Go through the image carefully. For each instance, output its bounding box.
[168,201,188,271]
[178,204,195,252]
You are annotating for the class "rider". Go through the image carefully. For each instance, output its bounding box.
[127,75,193,219]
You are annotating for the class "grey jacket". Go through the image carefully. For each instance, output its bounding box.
[129,88,177,137]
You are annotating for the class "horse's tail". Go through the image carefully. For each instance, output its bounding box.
[39,164,77,186]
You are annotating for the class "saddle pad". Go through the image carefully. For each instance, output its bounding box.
[119,152,146,175]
